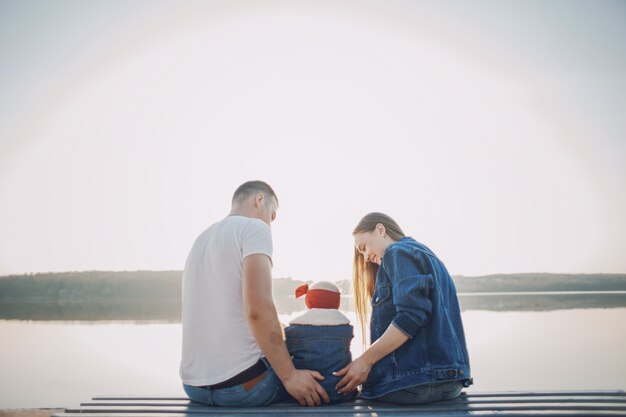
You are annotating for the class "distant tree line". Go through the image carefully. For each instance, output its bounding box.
[452,273,626,292]
[2,271,626,302]
[0,271,182,302]
[1,271,625,321]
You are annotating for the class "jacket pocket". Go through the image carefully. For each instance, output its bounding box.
[371,284,391,307]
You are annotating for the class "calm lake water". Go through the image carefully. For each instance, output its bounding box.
[1,305,625,408]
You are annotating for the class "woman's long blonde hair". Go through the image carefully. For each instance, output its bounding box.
[352,212,405,348]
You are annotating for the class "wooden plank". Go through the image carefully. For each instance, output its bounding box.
[64,403,626,414]
[80,398,626,408]
[466,391,626,397]
[53,409,626,417]
[92,395,189,401]
[81,395,626,407]
[81,393,626,407]
[91,391,626,400]
[53,411,626,417]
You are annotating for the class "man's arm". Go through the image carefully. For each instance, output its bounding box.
[242,254,330,406]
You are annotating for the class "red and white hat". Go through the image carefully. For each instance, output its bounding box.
[295,281,341,309]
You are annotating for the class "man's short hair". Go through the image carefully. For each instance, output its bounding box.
[232,180,279,206]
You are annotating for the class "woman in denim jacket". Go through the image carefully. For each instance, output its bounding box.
[334,212,472,404]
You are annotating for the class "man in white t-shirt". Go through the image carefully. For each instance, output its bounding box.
[180,180,330,407]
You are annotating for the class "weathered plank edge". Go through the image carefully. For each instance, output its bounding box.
[81,396,626,407]
[90,391,626,400]
[52,411,626,417]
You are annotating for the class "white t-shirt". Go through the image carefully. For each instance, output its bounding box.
[179,215,273,386]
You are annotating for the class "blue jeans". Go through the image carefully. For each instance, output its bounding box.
[373,380,464,405]
[183,360,289,407]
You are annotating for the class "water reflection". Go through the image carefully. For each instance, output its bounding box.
[0,300,181,322]
[1,308,625,409]
[2,293,625,322]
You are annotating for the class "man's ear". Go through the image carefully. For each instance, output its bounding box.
[255,192,264,207]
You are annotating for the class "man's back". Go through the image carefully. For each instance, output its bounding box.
[179,215,273,386]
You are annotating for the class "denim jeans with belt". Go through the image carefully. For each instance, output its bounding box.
[182,359,289,407]
[374,380,464,405]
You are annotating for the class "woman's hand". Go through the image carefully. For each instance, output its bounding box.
[333,356,372,395]
[334,325,410,395]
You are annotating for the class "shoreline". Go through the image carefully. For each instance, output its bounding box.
[0,409,64,417]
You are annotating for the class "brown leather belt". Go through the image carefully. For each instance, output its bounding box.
[208,359,268,390]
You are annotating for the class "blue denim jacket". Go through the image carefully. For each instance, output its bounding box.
[362,237,472,399]
[285,323,356,403]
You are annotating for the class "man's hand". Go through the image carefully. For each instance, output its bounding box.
[333,356,372,395]
[283,369,330,406]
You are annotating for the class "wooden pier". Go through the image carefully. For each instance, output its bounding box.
[51,390,626,417]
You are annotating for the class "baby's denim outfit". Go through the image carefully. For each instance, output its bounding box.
[285,321,355,403]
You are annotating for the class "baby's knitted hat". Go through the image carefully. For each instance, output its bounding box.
[295,281,341,309]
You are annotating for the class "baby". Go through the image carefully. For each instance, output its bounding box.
[284,281,355,403]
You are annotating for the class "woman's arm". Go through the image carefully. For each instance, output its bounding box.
[335,247,433,394]
[333,323,409,395]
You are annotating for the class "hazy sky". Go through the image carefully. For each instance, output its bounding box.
[1,0,625,280]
